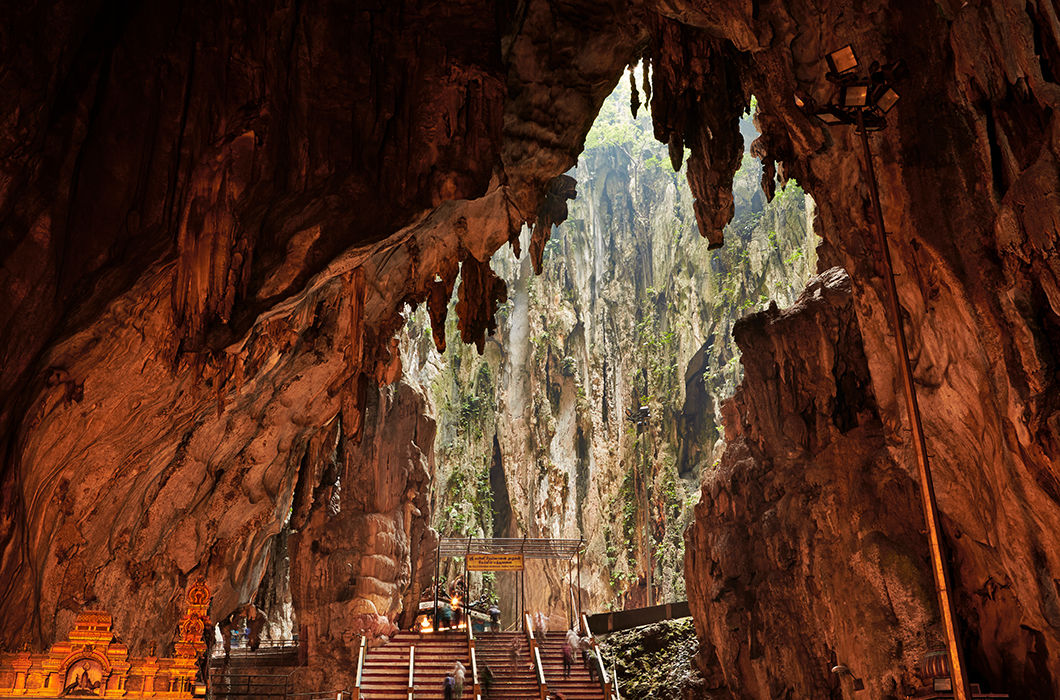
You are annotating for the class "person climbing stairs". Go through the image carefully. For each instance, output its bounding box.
[360,630,468,699]
[474,631,538,699]
[536,633,606,700]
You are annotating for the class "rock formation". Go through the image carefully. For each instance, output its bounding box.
[1,0,1059,698]
[287,380,436,688]
[400,82,816,621]
[0,1,642,688]
[687,268,936,698]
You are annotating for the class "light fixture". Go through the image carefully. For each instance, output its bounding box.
[826,45,859,75]
[815,109,844,125]
[874,87,900,113]
[796,46,981,700]
[193,682,207,697]
[801,47,898,133]
[841,84,870,108]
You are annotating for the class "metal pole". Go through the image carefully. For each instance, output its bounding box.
[521,536,527,629]
[577,543,583,622]
[857,110,972,700]
[644,468,651,608]
[568,557,574,629]
[465,536,471,625]
[434,541,441,629]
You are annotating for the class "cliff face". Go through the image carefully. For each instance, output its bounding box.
[1,1,1059,698]
[669,3,1060,698]
[687,268,935,699]
[401,81,816,618]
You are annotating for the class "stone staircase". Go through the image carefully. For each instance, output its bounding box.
[537,635,605,700]
[360,631,467,700]
[474,632,538,699]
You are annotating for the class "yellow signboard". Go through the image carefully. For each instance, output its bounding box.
[467,553,524,571]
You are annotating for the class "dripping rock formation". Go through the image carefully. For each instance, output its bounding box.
[1,1,1059,698]
[400,83,816,622]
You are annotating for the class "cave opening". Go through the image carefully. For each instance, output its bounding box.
[399,73,819,625]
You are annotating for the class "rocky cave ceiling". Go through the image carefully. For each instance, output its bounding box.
[1,0,1059,698]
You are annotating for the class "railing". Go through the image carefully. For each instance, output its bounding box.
[406,646,415,700]
[209,673,290,699]
[533,647,547,700]
[351,636,366,700]
[524,613,548,700]
[211,639,300,658]
[467,623,481,700]
[582,614,614,699]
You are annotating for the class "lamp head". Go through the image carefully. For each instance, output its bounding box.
[826,45,859,75]
[873,87,900,114]
[841,84,870,108]
[814,108,846,125]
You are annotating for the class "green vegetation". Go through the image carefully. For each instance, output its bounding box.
[602,620,700,700]
[583,75,685,181]
[442,462,492,537]
[405,71,817,621]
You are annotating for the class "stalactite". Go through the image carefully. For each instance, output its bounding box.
[455,253,508,354]
[629,64,641,118]
[647,16,745,248]
[528,174,577,274]
[642,57,652,106]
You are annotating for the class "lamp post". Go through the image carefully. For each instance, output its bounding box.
[801,45,973,700]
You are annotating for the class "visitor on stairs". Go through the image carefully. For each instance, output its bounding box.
[562,639,574,678]
[508,638,522,669]
[438,599,454,630]
[580,635,597,680]
[488,604,501,633]
[443,674,455,700]
[534,611,548,640]
[452,660,466,699]
[452,596,463,629]
[481,663,494,698]
[565,628,581,653]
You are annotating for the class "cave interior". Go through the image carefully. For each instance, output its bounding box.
[2,1,1060,699]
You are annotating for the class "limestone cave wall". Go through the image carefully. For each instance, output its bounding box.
[0,1,643,689]
[1,0,1059,698]
[666,2,1060,698]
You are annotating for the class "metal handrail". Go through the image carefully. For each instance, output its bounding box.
[208,673,290,700]
[470,647,481,700]
[468,620,481,700]
[533,647,548,699]
[582,614,613,698]
[211,639,300,657]
[525,613,548,700]
[406,646,415,700]
[352,636,366,700]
